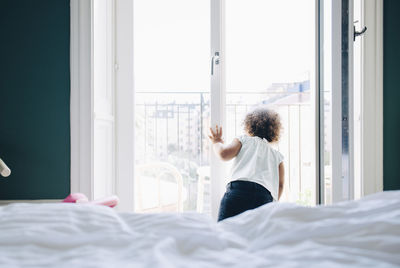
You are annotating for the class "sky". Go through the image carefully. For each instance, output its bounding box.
[133,0,315,92]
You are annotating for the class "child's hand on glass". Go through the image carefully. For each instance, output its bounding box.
[209,125,224,144]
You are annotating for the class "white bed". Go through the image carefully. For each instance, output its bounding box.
[0,191,399,267]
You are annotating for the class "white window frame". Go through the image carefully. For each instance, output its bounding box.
[329,0,347,203]
[70,0,383,210]
[70,0,135,210]
[210,0,226,219]
[113,0,135,211]
[319,0,383,204]
[70,0,93,199]
[360,0,383,196]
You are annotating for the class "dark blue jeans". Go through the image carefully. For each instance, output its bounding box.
[218,180,273,221]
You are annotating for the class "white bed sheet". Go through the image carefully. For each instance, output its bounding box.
[0,191,399,267]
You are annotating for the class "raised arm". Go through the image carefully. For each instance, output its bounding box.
[208,125,242,161]
[278,162,285,200]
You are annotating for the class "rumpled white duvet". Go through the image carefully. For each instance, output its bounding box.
[0,191,399,268]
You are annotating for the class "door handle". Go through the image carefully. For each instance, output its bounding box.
[211,52,220,75]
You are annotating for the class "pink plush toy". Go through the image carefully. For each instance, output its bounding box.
[63,193,119,208]
[63,193,89,203]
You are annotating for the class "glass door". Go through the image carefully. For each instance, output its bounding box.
[224,0,317,205]
[133,0,212,214]
[132,0,354,215]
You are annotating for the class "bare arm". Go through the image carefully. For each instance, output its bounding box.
[213,139,242,161]
[208,125,242,161]
[278,162,284,200]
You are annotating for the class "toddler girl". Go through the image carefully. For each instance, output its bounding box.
[208,107,284,221]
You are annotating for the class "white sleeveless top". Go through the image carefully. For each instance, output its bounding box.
[229,135,284,201]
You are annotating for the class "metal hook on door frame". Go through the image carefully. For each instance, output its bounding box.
[354,24,367,41]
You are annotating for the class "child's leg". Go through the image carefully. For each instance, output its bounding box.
[218,181,273,221]
[218,189,253,221]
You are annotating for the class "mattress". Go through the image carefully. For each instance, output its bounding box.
[0,191,399,267]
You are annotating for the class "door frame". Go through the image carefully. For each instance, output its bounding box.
[210,0,226,219]
[317,0,383,204]
[70,0,93,199]
[360,0,383,196]
[70,0,383,210]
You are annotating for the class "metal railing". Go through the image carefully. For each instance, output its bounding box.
[135,91,314,209]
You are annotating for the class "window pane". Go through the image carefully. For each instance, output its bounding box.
[134,0,211,213]
[225,0,316,205]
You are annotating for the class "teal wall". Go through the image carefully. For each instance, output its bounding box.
[0,0,70,199]
[383,0,400,190]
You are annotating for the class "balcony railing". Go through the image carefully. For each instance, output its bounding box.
[134,90,315,213]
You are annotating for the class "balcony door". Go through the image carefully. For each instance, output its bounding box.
[224,0,317,206]
[85,0,365,215]
[133,0,213,214]
[133,0,321,218]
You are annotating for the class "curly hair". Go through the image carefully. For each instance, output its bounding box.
[243,107,282,143]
